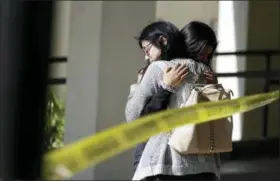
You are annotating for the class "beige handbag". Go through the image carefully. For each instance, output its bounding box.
[168,84,233,154]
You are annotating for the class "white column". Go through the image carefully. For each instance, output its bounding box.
[215,1,249,141]
[65,1,103,180]
[94,1,156,179]
[49,1,71,100]
[65,1,156,179]
[51,1,71,58]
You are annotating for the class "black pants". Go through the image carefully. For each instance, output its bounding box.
[133,142,147,174]
[142,173,218,181]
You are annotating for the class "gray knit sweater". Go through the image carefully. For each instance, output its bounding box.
[125,59,220,180]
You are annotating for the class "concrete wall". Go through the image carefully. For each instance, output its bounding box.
[64,1,103,179]
[243,1,280,139]
[94,1,156,179]
[50,1,280,179]
[55,1,156,180]
[156,1,218,29]
[49,1,70,101]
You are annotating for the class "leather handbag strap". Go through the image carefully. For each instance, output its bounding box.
[200,84,224,92]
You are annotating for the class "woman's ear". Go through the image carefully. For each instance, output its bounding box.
[158,36,168,46]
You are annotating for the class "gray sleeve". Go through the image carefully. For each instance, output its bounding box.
[126,72,143,100]
[127,84,138,100]
[125,63,163,122]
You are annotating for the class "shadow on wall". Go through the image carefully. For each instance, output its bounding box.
[242,1,280,140]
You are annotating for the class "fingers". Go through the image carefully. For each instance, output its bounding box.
[205,77,213,81]
[164,64,188,88]
[180,72,188,80]
[205,74,214,81]
[178,66,188,77]
[205,72,213,78]
[173,72,188,87]
[164,66,172,73]
[174,63,181,70]
[204,71,218,84]
[172,63,188,79]
[173,63,187,75]
[204,71,215,79]
[166,63,186,74]
[204,71,214,77]
[175,63,186,71]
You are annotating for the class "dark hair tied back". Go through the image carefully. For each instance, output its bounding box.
[181,21,218,66]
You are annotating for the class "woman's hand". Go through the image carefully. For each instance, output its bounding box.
[204,71,218,84]
[163,64,188,88]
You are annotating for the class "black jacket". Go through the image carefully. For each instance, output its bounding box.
[133,87,172,174]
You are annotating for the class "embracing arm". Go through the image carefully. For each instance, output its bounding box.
[140,63,190,116]
[140,85,172,116]
[125,63,164,122]
[127,77,173,118]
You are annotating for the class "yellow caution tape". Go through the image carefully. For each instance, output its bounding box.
[42,90,279,180]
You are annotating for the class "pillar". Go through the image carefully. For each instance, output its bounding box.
[215,1,249,141]
[216,1,280,141]
[65,1,156,180]
[49,1,70,100]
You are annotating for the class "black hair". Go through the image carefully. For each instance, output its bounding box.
[136,21,187,61]
[181,21,218,68]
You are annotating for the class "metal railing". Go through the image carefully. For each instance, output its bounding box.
[48,49,280,138]
[48,56,67,85]
[214,50,280,138]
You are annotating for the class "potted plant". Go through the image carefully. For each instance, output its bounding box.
[43,91,65,153]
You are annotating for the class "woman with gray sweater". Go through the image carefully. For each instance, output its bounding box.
[126,21,219,181]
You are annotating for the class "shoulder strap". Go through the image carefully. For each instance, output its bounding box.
[138,66,149,83]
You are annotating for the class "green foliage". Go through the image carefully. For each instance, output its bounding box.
[44,91,65,153]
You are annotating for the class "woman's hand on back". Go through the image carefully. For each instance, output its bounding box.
[204,71,218,84]
[163,64,188,88]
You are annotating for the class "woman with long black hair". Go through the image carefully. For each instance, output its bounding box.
[126,21,219,181]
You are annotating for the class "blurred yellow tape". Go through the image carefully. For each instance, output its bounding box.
[42,90,279,180]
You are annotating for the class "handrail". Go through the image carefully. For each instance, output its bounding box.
[47,50,280,138]
[47,50,280,65]
[47,49,280,86]
[214,49,280,138]
[48,56,67,64]
[216,70,280,78]
[215,49,280,56]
